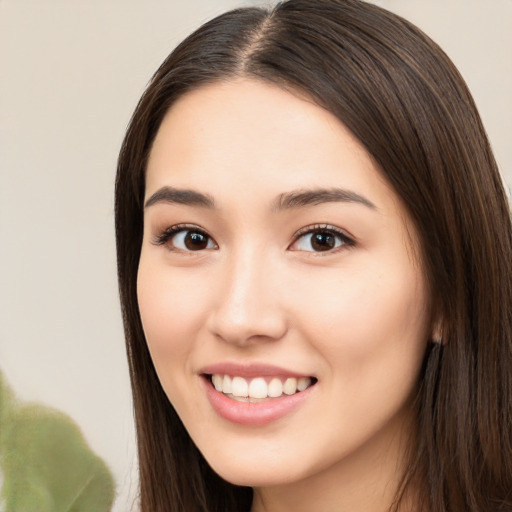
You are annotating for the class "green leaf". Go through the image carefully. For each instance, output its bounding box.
[0,370,115,512]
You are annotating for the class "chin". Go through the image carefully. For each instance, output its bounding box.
[213,466,293,488]
[202,449,309,488]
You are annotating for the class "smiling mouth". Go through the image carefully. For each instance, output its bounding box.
[206,374,317,402]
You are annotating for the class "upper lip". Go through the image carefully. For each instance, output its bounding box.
[200,362,314,379]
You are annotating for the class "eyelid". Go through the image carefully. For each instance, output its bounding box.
[152,223,218,251]
[289,224,356,253]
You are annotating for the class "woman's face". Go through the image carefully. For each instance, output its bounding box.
[138,79,432,494]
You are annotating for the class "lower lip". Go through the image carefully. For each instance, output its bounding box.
[203,377,314,426]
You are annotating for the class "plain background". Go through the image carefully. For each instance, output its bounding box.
[1,1,510,510]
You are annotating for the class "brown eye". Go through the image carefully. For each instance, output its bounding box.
[183,231,210,250]
[155,226,217,251]
[310,232,336,251]
[291,225,354,253]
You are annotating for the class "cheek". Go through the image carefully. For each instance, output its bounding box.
[136,258,213,419]
[136,259,204,367]
[291,259,429,373]
[292,264,429,444]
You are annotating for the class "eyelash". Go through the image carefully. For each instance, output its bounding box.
[291,224,356,253]
[153,224,215,250]
[152,223,355,254]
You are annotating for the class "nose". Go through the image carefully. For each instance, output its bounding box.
[206,247,288,346]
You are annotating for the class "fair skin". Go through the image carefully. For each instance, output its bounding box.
[137,79,432,512]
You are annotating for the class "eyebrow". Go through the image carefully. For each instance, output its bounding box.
[145,186,216,209]
[272,188,377,211]
[144,186,376,211]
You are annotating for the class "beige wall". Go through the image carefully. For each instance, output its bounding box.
[1,1,510,510]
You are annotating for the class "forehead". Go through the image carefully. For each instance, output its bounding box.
[146,79,389,201]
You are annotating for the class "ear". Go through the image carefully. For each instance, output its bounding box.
[431,318,444,345]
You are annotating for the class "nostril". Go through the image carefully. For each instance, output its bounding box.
[206,288,289,346]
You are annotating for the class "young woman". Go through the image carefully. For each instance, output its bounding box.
[115,1,512,511]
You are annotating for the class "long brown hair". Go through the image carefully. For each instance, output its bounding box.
[115,1,512,510]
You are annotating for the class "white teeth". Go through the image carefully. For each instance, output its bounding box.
[222,375,232,394]
[212,374,223,391]
[297,377,310,391]
[248,378,268,399]
[268,378,283,398]
[283,377,297,395]
[210,374,313,399]
[231,376,249,397]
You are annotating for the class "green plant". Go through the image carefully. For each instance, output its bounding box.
[0,370,115,511]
